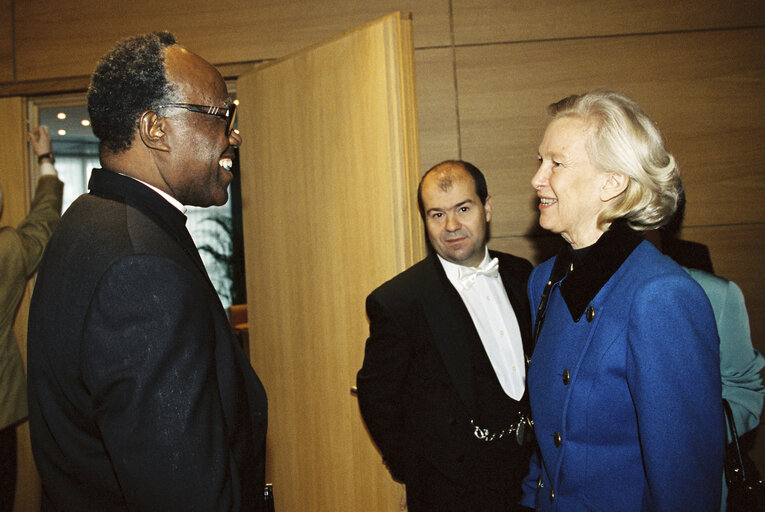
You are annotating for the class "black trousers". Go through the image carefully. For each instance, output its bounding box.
[404,457,525,512]
[0,425,17,512]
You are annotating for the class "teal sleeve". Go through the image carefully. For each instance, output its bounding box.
[716,279,765,436]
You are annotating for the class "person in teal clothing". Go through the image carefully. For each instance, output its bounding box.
[646,205,765,511]
[684,267,765,511]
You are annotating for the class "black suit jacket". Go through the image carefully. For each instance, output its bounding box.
[27,169,267,512]
[356,251,533,494]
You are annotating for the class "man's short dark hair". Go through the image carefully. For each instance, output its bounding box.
[87,31,178,153]
[417,160,489,219]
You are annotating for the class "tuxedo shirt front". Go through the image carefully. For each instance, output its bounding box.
[440,250,526,400]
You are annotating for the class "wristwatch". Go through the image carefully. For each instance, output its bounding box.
[37,152,55,165]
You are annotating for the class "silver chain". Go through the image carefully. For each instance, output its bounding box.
[470,414,530,444]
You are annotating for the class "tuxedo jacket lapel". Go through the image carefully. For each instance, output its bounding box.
[419,254,478,417]
[419,252,532,415]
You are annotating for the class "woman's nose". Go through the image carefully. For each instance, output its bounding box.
[531,164,547,190]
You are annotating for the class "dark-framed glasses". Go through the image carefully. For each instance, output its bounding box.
[156,102,237,135]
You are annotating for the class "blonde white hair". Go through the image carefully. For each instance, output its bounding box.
[548,88,682,230]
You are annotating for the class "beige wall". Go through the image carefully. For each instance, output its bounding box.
[1,0,763,504]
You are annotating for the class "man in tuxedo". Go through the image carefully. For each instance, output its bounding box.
[27,32,267,511]
[357,160,534,511]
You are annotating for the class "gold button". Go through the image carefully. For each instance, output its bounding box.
[562,369,570,385]
[586,306,595,322]
[550,488,555,502]
[554,431,562,447]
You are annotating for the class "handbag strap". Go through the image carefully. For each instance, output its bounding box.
[532,278,554,347]
[532,254,569,347]
[722,398,748,481]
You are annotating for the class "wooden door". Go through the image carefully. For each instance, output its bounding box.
[237,12,423,512]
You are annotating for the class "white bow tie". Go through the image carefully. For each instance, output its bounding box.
[458,257,499,287]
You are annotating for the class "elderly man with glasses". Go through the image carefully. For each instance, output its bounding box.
[27,32,268,512]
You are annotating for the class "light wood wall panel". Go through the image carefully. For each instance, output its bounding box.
[679,224,765,346]
[0,0,12,83]
[415,47,460,173]
[453,0,765,45]
[0,99,30,224]
[456,28,765,238]
[489,235,562,267]
[12,0,450,82]
[0,97,42,512]
[238,13,422,511]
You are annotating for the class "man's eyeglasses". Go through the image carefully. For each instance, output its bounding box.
[156,102,237,135]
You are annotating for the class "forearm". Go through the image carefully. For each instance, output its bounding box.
[16,176,63,275]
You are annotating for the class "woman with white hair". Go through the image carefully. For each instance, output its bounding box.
[520,89,724,511]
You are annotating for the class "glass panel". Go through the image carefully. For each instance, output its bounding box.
[39,103,99,213]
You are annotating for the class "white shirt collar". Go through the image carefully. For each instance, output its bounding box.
[437,247,491,282]
[120,173,186,214]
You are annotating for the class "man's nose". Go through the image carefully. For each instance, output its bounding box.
[445,214,461,232]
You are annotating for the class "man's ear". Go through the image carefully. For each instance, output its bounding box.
[139,110,170,152]
[600,172,629,202]
[483,195,493,223]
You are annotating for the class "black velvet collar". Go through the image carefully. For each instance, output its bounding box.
[88,167,189,237]
[88,168,213,285]
[549,219,644,321]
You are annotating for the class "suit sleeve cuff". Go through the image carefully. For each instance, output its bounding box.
[39,162,57,176]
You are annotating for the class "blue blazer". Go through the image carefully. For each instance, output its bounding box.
[521,239,724,511]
